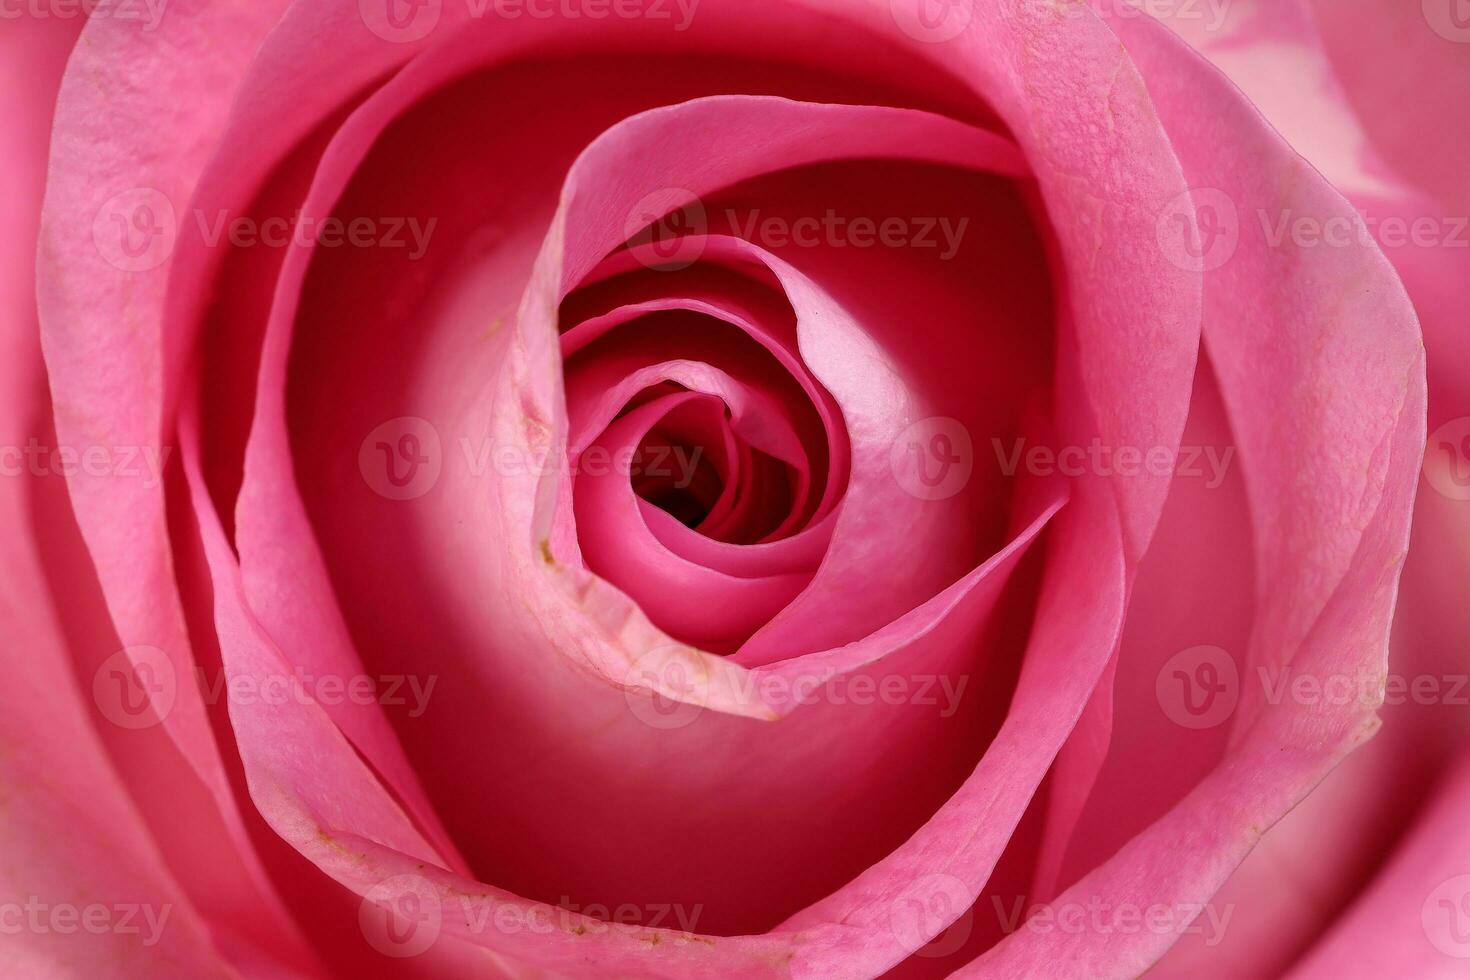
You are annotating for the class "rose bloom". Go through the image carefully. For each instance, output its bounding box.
[2,0,1467,977]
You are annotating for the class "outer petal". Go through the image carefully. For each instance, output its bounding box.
[1306,0,1470,216]
[30,5,342,960]
[1138,4,1470,975]
[1289,751,1470,977]
[968,11,1425,976]
[2,16,236,979]
[139,2,1198,977]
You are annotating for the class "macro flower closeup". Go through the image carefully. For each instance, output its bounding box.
[2,0,1466,977]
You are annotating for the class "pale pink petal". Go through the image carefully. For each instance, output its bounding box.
[34,3,315,948]
[1306,0,1470,216]
[1291,753,1470,978]
[3,17,251,978]
[156,3,1199,975]
[968,11,1424,975]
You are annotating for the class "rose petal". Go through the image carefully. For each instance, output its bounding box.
[967,12,1424,974]
[35,0,303,916]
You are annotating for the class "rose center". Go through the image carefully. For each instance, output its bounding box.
[628,395,797,544]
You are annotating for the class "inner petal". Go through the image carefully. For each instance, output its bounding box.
[262,58,1044,938]
[574,390,814,652]
[561,291,840,533]
[629,395,740,532]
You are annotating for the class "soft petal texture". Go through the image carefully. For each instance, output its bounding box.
[2,15,254,979]
[27,9,1039,977]
[966,7,1425,976]
[1306,0,1470,216]
[29,0,1435,977]
[1290,743,1470,977]
[38,0,290,813]
[1124,3,1470,976]
[69,0,1199,969]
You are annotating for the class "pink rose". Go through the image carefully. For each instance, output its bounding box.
[2,0,1460,976]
